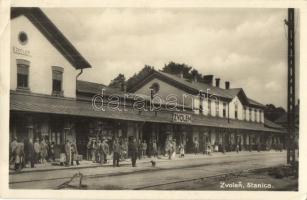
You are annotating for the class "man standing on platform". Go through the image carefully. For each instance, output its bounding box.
[14,138,25,171]
[112,138,121,167]
[86,139,92,161]
[165,138,173,160]
[71,140,79,166]
[152,140,158,158]
[141,140,147,158]
[121,138,128,160]
[101,138,109,164]
[96,140,102,163]
[26,138,35,168]
[193,138,199,154]
[64,140,71,166]
[129,137,138,167]
[10,137,18,165]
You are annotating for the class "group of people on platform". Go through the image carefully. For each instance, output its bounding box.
[86,137,159,167]
[9,136,56,171]
[61,139,80,167]
[10,134,285,172]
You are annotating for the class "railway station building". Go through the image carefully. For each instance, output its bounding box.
[9,7,286,159]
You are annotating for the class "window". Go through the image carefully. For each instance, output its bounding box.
[199,95,203,114]
[259,110,262,122]
[223,103,227,118]
[243,106,246,120]
[208,99,211,116]
[249,108,252,121]
[52,66,63,96]
[215,100,219,117]
[254,109,257,122]
[17,59,30,89]
[234,103,238,119]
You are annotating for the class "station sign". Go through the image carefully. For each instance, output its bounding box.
[172,113,192,124]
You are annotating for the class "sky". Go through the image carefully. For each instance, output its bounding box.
[43,7,300,109]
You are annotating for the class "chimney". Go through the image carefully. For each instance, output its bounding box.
[225,81,230,89]
[203,75,213,85]
[215,78,220,88]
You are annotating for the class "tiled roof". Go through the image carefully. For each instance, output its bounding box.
[77,80,106,94]
[248,98,265,108]
[158,71,237,99]
[76,80,172,105]
[10,91,285,134]
[132,70,265,108]
[159,71,266,107]
[77,80,152,100]
[76,80,126,96]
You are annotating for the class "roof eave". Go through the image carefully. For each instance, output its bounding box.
[11,7,91,70]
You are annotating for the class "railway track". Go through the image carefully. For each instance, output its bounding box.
[132,166,281,190]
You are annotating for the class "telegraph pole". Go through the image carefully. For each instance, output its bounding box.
[285,8,296,164]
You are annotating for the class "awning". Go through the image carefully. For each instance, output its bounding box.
[10,91,285,134]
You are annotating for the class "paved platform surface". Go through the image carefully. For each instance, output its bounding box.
[10,151,286,188]
[10,151,281,174]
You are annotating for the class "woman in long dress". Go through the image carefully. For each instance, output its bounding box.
[171,140,176,159]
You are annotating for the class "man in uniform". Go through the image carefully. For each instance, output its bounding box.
[128,137,138,167]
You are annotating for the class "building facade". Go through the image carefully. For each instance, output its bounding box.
[10,8,286,159]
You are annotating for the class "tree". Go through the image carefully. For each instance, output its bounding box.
[162,62,192,79]
[109,73,126,91]
[264,104,286,121]
[126,65,155,91]
[162,61,204,82]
